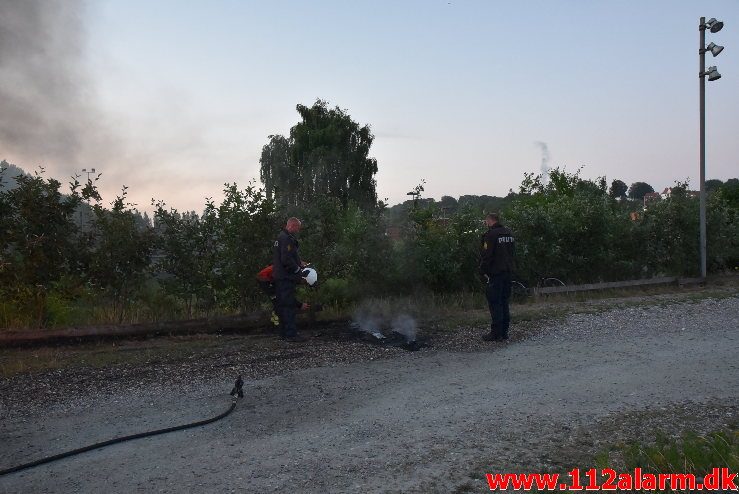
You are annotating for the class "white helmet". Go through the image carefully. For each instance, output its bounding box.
[302,267,318,286]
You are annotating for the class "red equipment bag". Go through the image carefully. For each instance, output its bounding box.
[256,265,274,282]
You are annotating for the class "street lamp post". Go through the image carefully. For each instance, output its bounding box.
[698,17,724,279]
[81,167,96,183]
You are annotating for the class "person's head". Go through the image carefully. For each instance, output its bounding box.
[285,217,302,234]
[484,212,499,227]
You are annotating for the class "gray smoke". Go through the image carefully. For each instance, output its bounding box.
[352,300,420,344]
[391,314,417,343]
[0,1,213,212]
[0,0,109,167]
[534,141,550,184]
[352,304,386,340]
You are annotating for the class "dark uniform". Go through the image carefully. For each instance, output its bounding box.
[272,229,303,338]
[480,223,516,340]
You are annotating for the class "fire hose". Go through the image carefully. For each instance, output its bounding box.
[0,376,244,477]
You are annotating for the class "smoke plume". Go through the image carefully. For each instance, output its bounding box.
[352,299,420,345]
[0,1,216,213]
[534,141,550,184]
[352,303,386,339]
[0,0,113,168]
[391,314,417,343]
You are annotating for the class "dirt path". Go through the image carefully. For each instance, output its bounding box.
[1,296,738,493]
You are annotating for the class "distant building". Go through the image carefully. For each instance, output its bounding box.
[660,187,700,200]
[643,192,661,209]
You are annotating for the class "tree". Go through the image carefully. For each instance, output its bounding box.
[259,99,379,211]
[720,178,739,209]
[641,181,699,276]
[609,179,628,199]
[153,204,219,317]
[259,134,292,203]
[705,179,724,194]
[457,194,509,215]
[628,182,655,200]
[392,200,482,293]
[506,168,642,284]
[215,182,276,312]
[89,188,154,322]
[0,168,94,326]
[439,195,458,215]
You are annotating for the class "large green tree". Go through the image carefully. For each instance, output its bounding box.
[628,181,655,200]
[259,99,378,210]
[259,134,292,203]
[0,168,96,326]
[609,179,628,199]
[89,188,154,322]
[153,205,219,317]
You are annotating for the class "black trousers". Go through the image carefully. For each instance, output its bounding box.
[275,279,298,337]
[485,271,512,339]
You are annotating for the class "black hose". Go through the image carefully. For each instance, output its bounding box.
[0,376,244,477]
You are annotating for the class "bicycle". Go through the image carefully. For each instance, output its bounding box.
[511,279,530,302]
[537,277,566,290]
[509,276,567,301]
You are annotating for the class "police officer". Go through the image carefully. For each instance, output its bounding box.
[479,213,515,341]
[273,217,309,342]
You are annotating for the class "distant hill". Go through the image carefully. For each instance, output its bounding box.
[0,161,152,227]
[0,160,28,191]
[385,193,514,225]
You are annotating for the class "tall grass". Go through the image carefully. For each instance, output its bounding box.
[599,429,739,493]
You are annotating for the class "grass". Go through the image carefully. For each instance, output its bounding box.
[623,430,738,475]
[2,276,737,379]
[3,274,737,331]
[343,276,739,333]
[454,425,739,494]
[594,428,739,493]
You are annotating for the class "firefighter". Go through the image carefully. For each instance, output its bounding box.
[257,263,319,328]
[273,217,310,342]
[479,212,516,341]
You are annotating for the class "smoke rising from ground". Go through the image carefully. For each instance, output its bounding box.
[390,314,417,343]
[352,304,385,339]
[352,300,418,343]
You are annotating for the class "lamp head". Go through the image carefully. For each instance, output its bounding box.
[707,42,724,57]
[706,66,722,81]
[706,18,724,33]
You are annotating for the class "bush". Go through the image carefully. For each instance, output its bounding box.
[1,162,737,330]
[318,278,355,307]
[505,169,644,284]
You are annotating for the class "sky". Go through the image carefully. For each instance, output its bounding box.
[1,0,738,214]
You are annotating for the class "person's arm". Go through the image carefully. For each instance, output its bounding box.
[280,237,302,276]
[479,232,495,276]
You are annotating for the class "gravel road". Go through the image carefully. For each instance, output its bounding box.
[1,296,738,493]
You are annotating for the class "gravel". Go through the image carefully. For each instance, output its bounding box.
[1,295,737,493]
